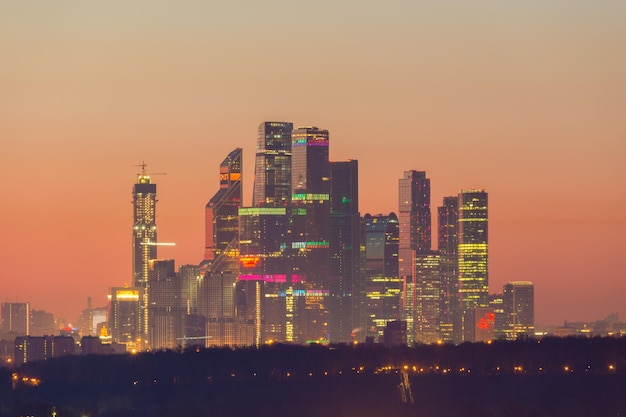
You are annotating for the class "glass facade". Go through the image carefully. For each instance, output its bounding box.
[458,189,489,311]
[503,281,534,340]
[252,122,293,207]
[398,170,431,344]
[291,126,331,343]
[328,160,362,343]
[363,213,400,340]
[437,196,459,342]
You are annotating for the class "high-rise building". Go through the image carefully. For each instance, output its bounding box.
[253,122,293,207]
[132,164,157,288]
[328,160,362,343]
[0,302,30,336]
[203,148,242,272]
[291,126,331,343]
[457,190,488,310]
[398,171,431,344]
[132,164,158,340]
[437,196,458,343]
[109,287,143,350]
[503,281,534,340]
[363,213,400,340]
[200,148,252,346]
[412,251,440,344]
[148,259,182,350]
[238,207,297,344]
[489,293,505,340]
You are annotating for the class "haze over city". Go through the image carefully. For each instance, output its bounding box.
[1,1,625,326]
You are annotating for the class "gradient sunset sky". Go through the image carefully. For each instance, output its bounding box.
[1,1,625,326]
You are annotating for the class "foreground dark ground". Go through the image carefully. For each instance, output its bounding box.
[2,337,626,417]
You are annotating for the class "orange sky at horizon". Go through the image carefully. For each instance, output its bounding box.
[1,1,625,326]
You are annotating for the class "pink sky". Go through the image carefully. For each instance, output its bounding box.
[1,1,625,325]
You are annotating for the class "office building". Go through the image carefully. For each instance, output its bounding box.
[253,122,293,207]
[328,160,362,342]
[148,259,182,350]
[132,164,158,340]
[203,148,242,272]
[503,281,534,340]
[458,190,489,310]
[489,293,505,340]
[363,213,400,340]
[398,171,431,343]
[291,126,331,343]
[412,251,440,344]
[108,287,144,350]
[437,196,458,342]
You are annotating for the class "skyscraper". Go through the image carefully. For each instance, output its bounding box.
[291,126,331,343]
[203,148,242,273]
[200,148,251,346]
[412,252,441,344]
[503,281,534,340]
[457,189,489,311]
[328,160,362,342]
[363,213,400,340]
[132,164,157,289]
[437,196,459,342]
[253,122,293,207]
[398,170,431,343]
[132,164,158,341]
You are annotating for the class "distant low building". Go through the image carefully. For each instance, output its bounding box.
[14,335,75,365]
[384,320,407,347]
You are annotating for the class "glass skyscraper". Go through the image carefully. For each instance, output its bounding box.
[503,281,534,340]
[398,170,431,343]
[437,196,459,343]
[291,126,331,343]
[364,213,400,340]
[328,160,362,342]
[458,190,489,310]
[253,122,293,207]
[132,164,158,342]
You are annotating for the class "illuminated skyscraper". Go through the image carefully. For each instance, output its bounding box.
[503,281,534,340]
[253,122,293,207]
[291,125,331,343]
[437,196,459,342]
[109,287,143,349]
[132,164,157,288]
[328,160,362,342]
[132,164,158,342]
[457,189,488,311]
[398,170,431,343]
[412,251,440,344]
[203,148,242,273]
[364,213,400,340]
[199,148,251,346]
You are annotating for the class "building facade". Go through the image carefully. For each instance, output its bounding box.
[503,281,534,340]
[328,160,362,342]
[363,213,400,340]
[398,171,431,344]
[437,196,459,342]
[253,122,293,207]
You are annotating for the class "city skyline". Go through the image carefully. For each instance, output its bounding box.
[2,2,625,326]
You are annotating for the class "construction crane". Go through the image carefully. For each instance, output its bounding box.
[140,239,175,247]
[134,161,167,177]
